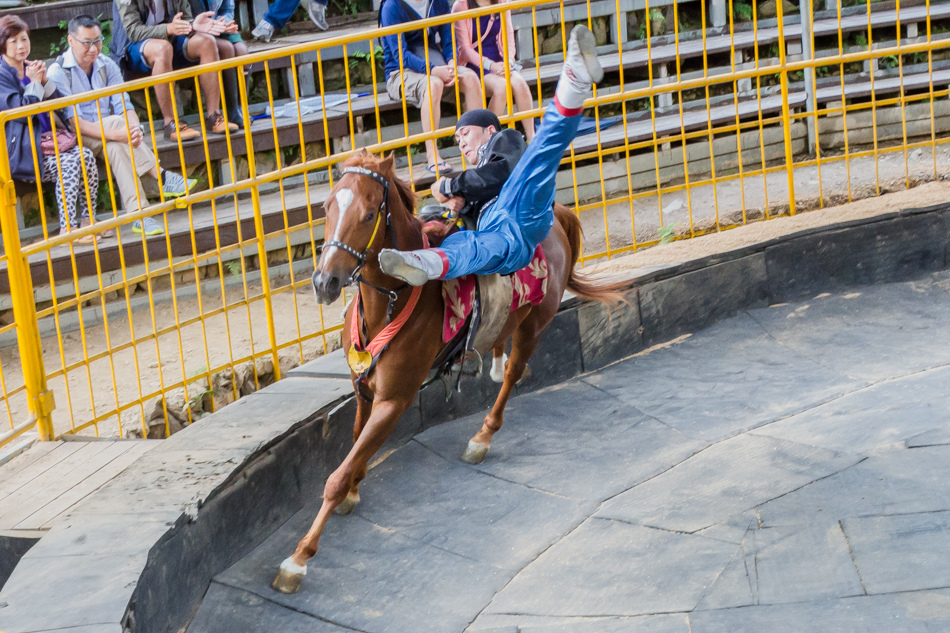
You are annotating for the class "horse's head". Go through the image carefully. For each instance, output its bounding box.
[312,152,398,304]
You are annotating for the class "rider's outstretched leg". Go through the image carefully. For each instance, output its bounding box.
[379,25,603,285]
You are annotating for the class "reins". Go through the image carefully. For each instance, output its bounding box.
[321,165,421,399]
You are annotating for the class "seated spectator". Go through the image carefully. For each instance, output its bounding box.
[110,0,240,141]
[429,108,524,228]
[452,0,534,141]
[380,0,483,174]
[252,0,328,43]
[49,14,196,237]
[0,15,100,244]
[190,0,248,127]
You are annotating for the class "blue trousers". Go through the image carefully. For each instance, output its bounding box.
[439,104,581,278]
[264,0,327,28]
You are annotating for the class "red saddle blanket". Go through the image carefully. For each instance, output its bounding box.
[442,245,548,343]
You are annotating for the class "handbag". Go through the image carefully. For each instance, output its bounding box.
[40,128,77,156]
[40,112,77,156]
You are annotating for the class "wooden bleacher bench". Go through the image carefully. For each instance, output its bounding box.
[0,0,113,31]
[151,108,350,171]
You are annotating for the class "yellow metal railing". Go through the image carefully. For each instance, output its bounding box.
[0,0,948,445]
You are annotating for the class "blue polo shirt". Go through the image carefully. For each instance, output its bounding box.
[47,49,134,123]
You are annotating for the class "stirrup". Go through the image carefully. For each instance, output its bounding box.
[450,349,483,379]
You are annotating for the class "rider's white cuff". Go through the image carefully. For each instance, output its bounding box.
[440,177,454,197]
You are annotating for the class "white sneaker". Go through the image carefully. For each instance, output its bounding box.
[567,25,604,84]
[252,19,275,42]
[307,0,329,31]
[161,170,197,198]
[378,249,443,286]
[556,25,604,110]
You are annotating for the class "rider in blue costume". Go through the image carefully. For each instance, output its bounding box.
[379,24,604,285]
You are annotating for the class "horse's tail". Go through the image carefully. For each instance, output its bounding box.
[554,203,628,307]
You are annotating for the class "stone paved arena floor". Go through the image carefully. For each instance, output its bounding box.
[188,273,950,633]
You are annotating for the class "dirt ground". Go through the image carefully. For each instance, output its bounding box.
[587,179,950,275]
[0,277,351,440]
[2,148,949,440]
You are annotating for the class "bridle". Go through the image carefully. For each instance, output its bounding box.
[319,165,405,321]
[322,166,391,277]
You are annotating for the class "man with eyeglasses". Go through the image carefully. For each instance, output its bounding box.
[49,14,195,236]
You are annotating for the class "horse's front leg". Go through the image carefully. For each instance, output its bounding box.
[272,397,410,594]
[489,343,507,383]
[335,395,373,516]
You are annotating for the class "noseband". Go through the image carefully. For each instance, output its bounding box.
[322,166,392,279]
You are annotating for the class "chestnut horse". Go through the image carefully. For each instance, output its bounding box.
[272,150,621,593]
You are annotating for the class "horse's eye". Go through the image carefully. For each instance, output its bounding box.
[363,212,376,224]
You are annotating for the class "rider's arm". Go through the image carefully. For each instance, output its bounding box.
[447,154,511,205]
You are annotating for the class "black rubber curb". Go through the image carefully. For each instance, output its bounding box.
[0,202,947,633]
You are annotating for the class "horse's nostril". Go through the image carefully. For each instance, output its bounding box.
[326,275,341,296]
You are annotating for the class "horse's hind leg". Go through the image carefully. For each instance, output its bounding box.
[490,342,507,383]
[462,326,541,464]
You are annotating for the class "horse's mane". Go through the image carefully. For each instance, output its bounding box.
[341,150,424,250]
[342,151,418,217]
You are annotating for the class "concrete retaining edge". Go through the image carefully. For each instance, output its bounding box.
[0,202,947,633]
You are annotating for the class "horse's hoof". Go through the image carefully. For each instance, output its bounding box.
[461,440,489,464]
[272,558,306,594]
[334,492,360,516]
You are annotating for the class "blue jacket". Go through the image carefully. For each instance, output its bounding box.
[0,59,66,182]
[379,0,455,79]
[191,0,234,21]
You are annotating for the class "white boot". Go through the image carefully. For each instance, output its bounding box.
[252,19,275,42]
[307,0,329,31]
[555,25,604,112]
[379,249,445,286]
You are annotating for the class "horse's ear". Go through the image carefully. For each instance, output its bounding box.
[379,152,395,175]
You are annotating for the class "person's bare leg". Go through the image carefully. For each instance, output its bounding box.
[186,33,222,115]
[511,73,536,141]
[456,67,484,113]
[484,73,535,141]
[142,39,177,125]
[215,38,241,124]
[421,76,444,167]
[215,37,235,61]
[482,73,507,115]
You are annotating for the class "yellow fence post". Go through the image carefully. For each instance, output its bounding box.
[237,72,282,383]
[775,0,797,216]
[0,131,55,440]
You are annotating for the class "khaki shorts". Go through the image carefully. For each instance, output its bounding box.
[386,69,431,108]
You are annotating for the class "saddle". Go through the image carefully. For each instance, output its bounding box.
[423,217,548,385]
